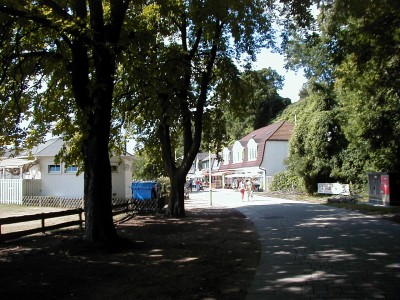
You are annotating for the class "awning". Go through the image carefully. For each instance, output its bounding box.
[201,171,231,176]
[225,172,263,178]
[210,171,230,176]
[225,174,248,178]
[0,158,36,168]
[187,172,205,179]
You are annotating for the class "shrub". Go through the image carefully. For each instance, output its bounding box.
[269,172,307,194]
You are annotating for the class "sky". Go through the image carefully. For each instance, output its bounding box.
[253,48,307,103]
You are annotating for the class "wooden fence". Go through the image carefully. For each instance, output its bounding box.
[0,208,84,242]
[22,196,84,208]
[0,200,138,242]
[0,179,41,205]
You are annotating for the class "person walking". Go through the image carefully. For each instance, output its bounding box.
[246,179,254,202]
[239,180,246,201]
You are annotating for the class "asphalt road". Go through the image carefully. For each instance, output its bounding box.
[188,189,400,300]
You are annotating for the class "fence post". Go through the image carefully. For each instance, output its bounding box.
[78,209,83,229]
[41,213,45,233]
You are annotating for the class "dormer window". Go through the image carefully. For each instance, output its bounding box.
[247,139,258,161]
[223,148,230,165]
[232,141,244,163]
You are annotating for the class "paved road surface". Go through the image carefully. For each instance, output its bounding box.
[187,189,400,299]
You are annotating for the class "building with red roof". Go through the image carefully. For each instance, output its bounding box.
[218,120,294,191]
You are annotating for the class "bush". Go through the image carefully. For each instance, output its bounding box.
[269,172,307,194]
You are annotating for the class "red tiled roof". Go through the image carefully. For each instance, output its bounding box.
[219,121,293,170]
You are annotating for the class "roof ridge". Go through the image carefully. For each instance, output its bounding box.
[268,120,285,137]
[239,120,286,143]
[32,137,62,155]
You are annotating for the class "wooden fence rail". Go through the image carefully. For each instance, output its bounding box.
[0,200,160,242]
[0,208,83,242]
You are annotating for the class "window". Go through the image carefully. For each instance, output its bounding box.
[232,141,244,163]
[48,164,61,173]
[247,139,258,161]
[111,165,118,173]
[65,165,78,173]
[223,148,230,165]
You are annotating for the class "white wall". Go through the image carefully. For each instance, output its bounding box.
[262,141,289,176]
[40,157,84,197]
[110,157,133,198]
[37,156,132,198]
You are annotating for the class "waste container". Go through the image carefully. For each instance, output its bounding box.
[131,181,163,212]
[368,172,400,206]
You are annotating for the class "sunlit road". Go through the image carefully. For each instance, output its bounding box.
[187,189,400,299]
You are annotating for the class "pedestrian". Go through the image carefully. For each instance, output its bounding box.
[247,179,254,202]
[240,180,245,201]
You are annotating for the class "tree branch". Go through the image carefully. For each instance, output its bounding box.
[188,27,203,60]
[109,0,130,44]
[10,50,64,61]
[38,0,72,20]
[0,6,52,27]
[193,19,224,142]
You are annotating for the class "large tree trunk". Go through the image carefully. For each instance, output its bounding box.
[70,7,121,245]
[82,126,119,245]
[80,60,119,245]
[167,173,186,217]
[80,59,121,246]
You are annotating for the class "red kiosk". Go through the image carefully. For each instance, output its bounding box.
[368,172,400,206]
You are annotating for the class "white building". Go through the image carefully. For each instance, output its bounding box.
[218,121,294,191]
[0,138,133,204]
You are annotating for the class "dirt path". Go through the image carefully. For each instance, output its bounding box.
[0,206,260,299]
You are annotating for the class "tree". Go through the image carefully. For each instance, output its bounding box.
[0,1,151,247]
[126,0,316,216]
[285,91,347,192]
[127,0,272,216]
[327,0,400,178]
[245,68,291,130]
[224,68,290,141]
[280,0,400,192]
[0,1,317,248]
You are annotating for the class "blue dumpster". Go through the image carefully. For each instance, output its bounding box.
[131,181,157,201]
[131,181,164,213]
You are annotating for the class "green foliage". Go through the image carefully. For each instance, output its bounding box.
[0,1,321,219]
[269,171,307,194]
[132,149,167,181]
[125,0,300,188]
[277,0,400,195]
[282,87,347,193]
[224,68,291,142]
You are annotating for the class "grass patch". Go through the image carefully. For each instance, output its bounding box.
[326,202,400,215]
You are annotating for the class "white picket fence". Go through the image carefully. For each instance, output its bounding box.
[0,179,41,205]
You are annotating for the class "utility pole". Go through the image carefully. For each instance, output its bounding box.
[209,149,212,207]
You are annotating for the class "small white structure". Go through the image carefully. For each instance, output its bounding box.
[0,138,133,205]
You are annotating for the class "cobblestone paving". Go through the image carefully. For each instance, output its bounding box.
[188,189,400,300]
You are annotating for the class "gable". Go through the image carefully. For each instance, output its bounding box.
[219,121,293,170]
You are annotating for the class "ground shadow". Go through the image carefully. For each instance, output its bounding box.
[0,208,260,299]
[238,201,400,299]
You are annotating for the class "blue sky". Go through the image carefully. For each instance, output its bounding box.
[253,48,306,103]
